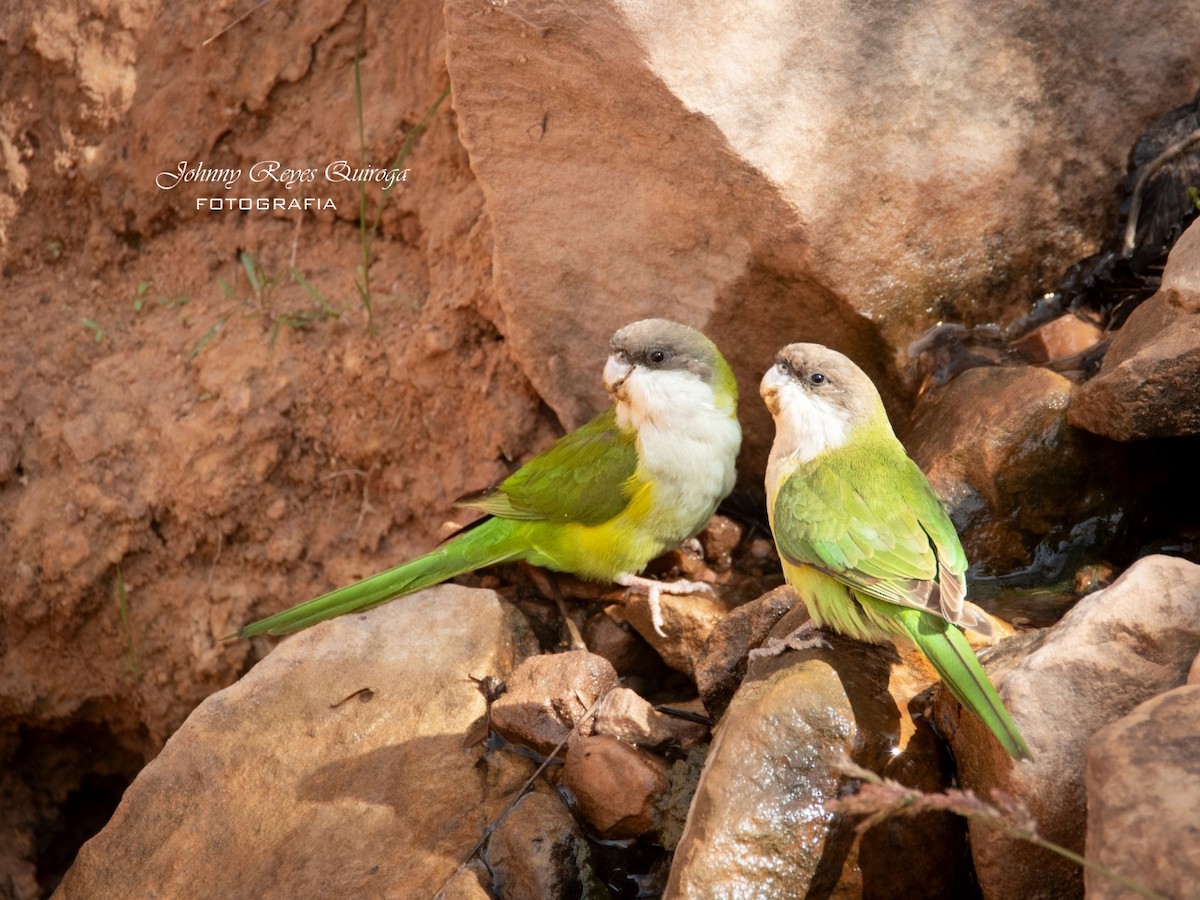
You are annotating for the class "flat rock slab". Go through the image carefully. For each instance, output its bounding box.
[55,586,538,900]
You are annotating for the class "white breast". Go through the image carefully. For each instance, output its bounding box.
[764,378,853,522]
[615,368,741,538]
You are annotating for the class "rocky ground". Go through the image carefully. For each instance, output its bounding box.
[3,1,1200,898]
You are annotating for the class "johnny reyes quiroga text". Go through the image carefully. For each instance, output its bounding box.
[155,159,411,211]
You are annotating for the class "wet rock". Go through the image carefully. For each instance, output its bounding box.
[53,587,539,899]
[1085,684,1200,900]
[562,734,669,839]
[668,635,969,898]
[658,746,708,853]
[485,788,603,899]
[621,589,738,677]
[1070,220,1200,439]
[593,687,708,752]
[693,584,799,717]
[1010,313,1105,364]
[444,0,1200,476]
[905,364,1123,575]
[935,555,1200,900]
[491,651,619,757]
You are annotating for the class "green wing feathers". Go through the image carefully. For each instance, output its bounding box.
[235,518,526,638]
[456,407,637,525]
[772,445,980,631]
[773,441,1030,758]
[878,601,1031,760]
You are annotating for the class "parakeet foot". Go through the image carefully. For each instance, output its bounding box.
[749,620,831,661]
[616,574,714,638]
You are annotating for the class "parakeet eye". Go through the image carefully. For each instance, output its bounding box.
[809,372,826,385]
[649,349,666,364]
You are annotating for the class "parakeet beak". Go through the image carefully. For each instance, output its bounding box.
[603,355,633,397]
[760,365,786,415]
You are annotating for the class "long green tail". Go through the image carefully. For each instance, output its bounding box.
[875,601,1031,760]
[234,519,525,638]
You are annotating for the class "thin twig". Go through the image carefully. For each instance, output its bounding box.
[1122,128,1200,258]
[829,760,1167,900]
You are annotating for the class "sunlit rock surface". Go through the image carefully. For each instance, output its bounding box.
[53,587,538,899]
[444,0,1200,474]
[593,687,707,751]
[562,733,669,840]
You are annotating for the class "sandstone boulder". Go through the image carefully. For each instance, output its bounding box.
[444,0,1200,473]
[693,584,798,717]
[562,733,670,840]
[1011,313,1105,365]
[54,587,538,899]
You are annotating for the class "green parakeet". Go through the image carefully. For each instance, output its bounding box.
[236,319,742,639]
[760,342,1030,760]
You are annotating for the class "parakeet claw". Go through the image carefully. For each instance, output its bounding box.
[748,621,831,661]
[616,574,715,638]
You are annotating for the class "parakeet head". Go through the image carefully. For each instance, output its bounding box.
[604,319,738,417]
[761,343,889,460]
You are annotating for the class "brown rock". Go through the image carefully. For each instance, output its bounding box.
[1070,220,1200,439]
[439,861,493,900]
[905,364,1123,574]
[1085,684,1200,900]
[52,587,538,899]
[491,651,619,757]
[485,789,601,899]
[694,584,799,717]
[593,687,708,751]
[668,635,970,898]
[582,609,665,679]
[1011,313,1105,363]
[622,589,739,677]
[935,555,1200,900]
[443,0,1200,478]
[658,746,708,854]
[697,515,745,572]
[562,734,669,839]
